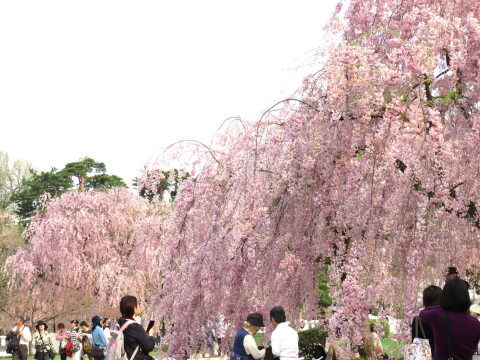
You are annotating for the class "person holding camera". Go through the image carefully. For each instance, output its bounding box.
[10,316,31,360]
[33,321,54,360]
[117,295,155,360]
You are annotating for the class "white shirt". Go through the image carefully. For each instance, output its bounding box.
[271,322,299,360]
[103,327,111,341]
[13,325,32,345]
[243,330,265,360]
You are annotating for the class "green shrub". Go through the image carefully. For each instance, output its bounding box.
[298,326,328,360]
[318,265,332,308]
[369,319,390,339]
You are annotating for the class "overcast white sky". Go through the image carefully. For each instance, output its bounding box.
[0,1,336,186]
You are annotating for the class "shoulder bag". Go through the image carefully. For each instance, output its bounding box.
[404,317,432,360]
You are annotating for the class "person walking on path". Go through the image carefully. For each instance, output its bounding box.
[215,316,226,356]
[33,320,54,360]
[69,320,83,360]
[79,321,92,360]
[102,319,111,342]
[10,316,31,360]
[56,323,69,360]
[91,316,108,360]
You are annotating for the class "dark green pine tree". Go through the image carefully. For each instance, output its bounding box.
[11,157,126,222]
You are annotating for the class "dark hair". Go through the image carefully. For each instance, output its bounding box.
[270,306,286,324]
[17,316,25,324]
[120,295,138,319]
[80,321,88,328]
[423,285,442,307]
[447,267,459,275]
[57,322,65,330]
[440,278,471,313]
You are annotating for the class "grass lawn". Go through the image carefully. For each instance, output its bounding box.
[381,339,405,358]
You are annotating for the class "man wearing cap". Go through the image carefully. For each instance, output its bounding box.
[69,320,83,360]
[10,316,31,360]
[231,313,267,360]
[446,267,459,282]
[270,306,299,360]
[445,267,470,289]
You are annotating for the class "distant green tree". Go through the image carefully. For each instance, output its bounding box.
[135,168,189,202]
[466,265,480,296]
[11,157,126,221]
[11,168,72,220]
[61,157,125,191]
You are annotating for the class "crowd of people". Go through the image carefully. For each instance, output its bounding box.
[7,315,115,360]
[5,268,480,360]
[228,266,480,360]
[411,267,480,360]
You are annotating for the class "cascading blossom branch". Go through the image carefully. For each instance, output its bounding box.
[151,0,480,357]
[5,188,166,318]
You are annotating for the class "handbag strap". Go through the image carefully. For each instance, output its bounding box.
[129,345,140,360]
[39,331,46,346]
[415,316,419,338]
[415,316,427,339]
[443,310,454,360]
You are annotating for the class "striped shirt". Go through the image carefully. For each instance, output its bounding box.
[69,327,82,347]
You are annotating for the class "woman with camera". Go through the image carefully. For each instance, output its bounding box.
[117,295,155,360]
[33,320,54,360]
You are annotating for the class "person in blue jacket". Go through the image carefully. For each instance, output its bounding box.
[230,313,268,360]
[91,316,108,360]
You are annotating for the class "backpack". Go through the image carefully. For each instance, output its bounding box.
[6,331,19,354]
[83,336,94,353]
[105,320,139,360]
